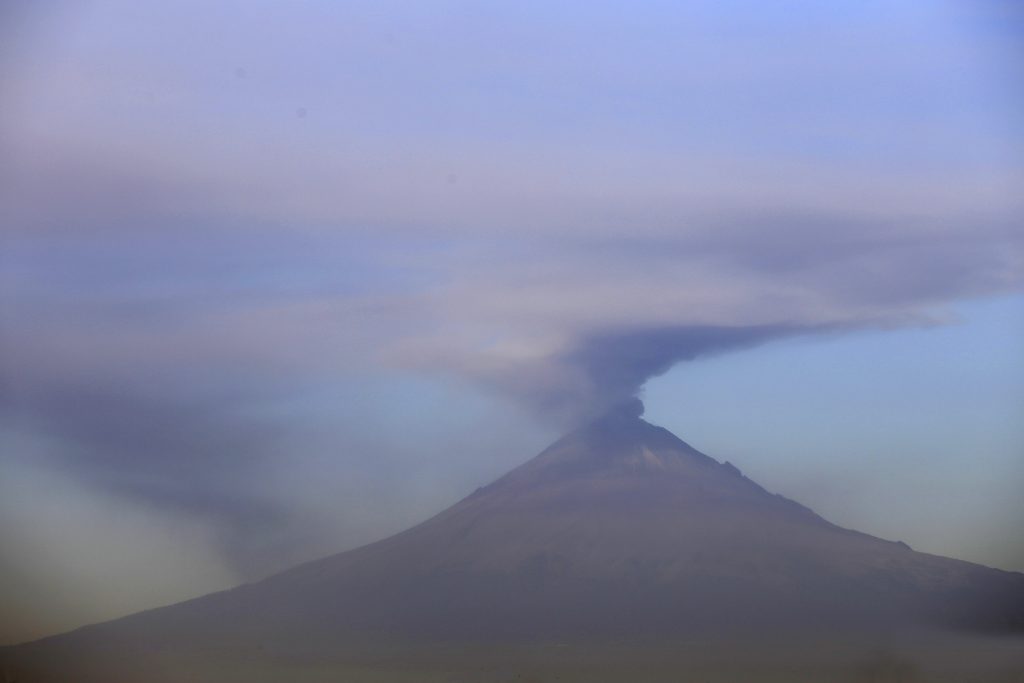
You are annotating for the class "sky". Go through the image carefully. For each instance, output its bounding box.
[1,0,1022,644]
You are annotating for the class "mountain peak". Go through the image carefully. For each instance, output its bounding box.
[493,406,731,489]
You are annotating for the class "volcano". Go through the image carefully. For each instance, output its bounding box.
[5,405,1024,681]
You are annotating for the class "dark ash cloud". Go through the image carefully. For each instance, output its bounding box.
[476,323,828,424]
[561,324,817,419]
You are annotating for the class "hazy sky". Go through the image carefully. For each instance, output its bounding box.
[1,1,1022,644]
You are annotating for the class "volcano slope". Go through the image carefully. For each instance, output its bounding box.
[5,407,1024,681]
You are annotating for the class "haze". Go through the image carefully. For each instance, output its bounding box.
[1,0,1022,646]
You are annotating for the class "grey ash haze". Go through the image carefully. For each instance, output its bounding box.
[0,0,1023,645]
